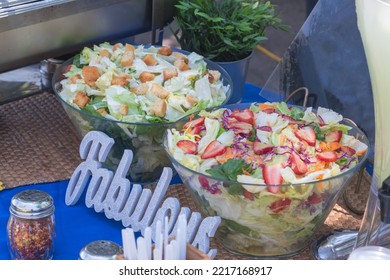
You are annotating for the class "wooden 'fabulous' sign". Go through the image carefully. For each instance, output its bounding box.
[65,131,221,258]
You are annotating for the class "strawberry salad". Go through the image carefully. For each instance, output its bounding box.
[165,102,368,256]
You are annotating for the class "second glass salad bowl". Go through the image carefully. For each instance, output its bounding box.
[163,102,369,258]
[52,42,232,184]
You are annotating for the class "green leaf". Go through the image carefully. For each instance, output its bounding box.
[72,54,86,68]
[225,219,251,236]
[275,102,290,115]
[248,126,257,142]
[336,157,349,167]
[250,102,260,113]
[80,105,102,117]
[290,106,304,120]
[252,168,263,179]
[227,184,243,195]
[217,126,227,138]
[206,159,251,181]
[144,115,165,123]
[195,11,224,23]
[183,99,210,116]
[222,38,234,47]
[87,96,107,110]
[312,123,325,141]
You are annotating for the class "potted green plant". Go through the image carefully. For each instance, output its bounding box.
[170,0,288,103]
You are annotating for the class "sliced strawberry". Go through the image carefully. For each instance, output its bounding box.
[269,198,291,213]
[183,117,204,129]
[341,145,356,156]
[267,186,280,193]
[188,126,202,135]
[228,121,253,134]
[253,141,274,155]
[198,176,221,194]
[325,130,342,143]
[307,193,324,204]
[262,108,275,114]
[177,140,197,154]
[243,190,254,201]
[198,176,210,189]
[316,151,337,162]
[257,125,272,132]
[231,109,254,124]
[281,115,298,124]
[290,152,308,175]
[201,140,227,159]
[263,164,283,192]
[295,126,316,146]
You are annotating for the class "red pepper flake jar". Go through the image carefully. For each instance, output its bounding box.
[7,189,55,260]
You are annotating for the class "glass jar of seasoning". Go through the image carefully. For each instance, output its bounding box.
[7,189,55,260]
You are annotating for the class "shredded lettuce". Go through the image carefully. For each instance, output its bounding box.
[317,107,343,123]
[197,118,220,153]
[275,102,290,115]
[80,47,96,65]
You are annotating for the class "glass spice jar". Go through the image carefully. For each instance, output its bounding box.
[79,240,123,260]
[7,189,55,260]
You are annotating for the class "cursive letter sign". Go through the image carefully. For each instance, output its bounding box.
[65,131,221,258]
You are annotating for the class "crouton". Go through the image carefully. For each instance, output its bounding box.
[171,52,189,64]
[150,83,169,99]
[121,50,134,67]
[163,67,178,81]
[174,59,190,71]
[69,74,82,84]
[186,95,199,105]
[82,66,100,86]
[111,75,130,86]
[119,72,132,79]
[96,108,107,116]
[208,70,221,83]
[143,54,158,66]
[73,91,90,108]
[130,83,149,95]
[157,46,173,56]
[139,72,155,83]
[112,43,123,51]
[119,104,128,115]
[150,99,167,117]
[125,43,136,52]
[99,49,111,58]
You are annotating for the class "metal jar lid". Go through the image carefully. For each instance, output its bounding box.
[79,240,123,260]
[40,58,64,75]
[9,189,55,219]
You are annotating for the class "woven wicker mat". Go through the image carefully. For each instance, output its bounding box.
[1,92,371,259]
[0,92,82,189]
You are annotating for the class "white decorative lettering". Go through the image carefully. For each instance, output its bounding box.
[65,131,221,258]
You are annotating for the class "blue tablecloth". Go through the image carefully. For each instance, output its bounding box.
[0,83,266,260]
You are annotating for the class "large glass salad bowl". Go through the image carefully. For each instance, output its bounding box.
[163,102,369,257]
[53,42,232,184]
